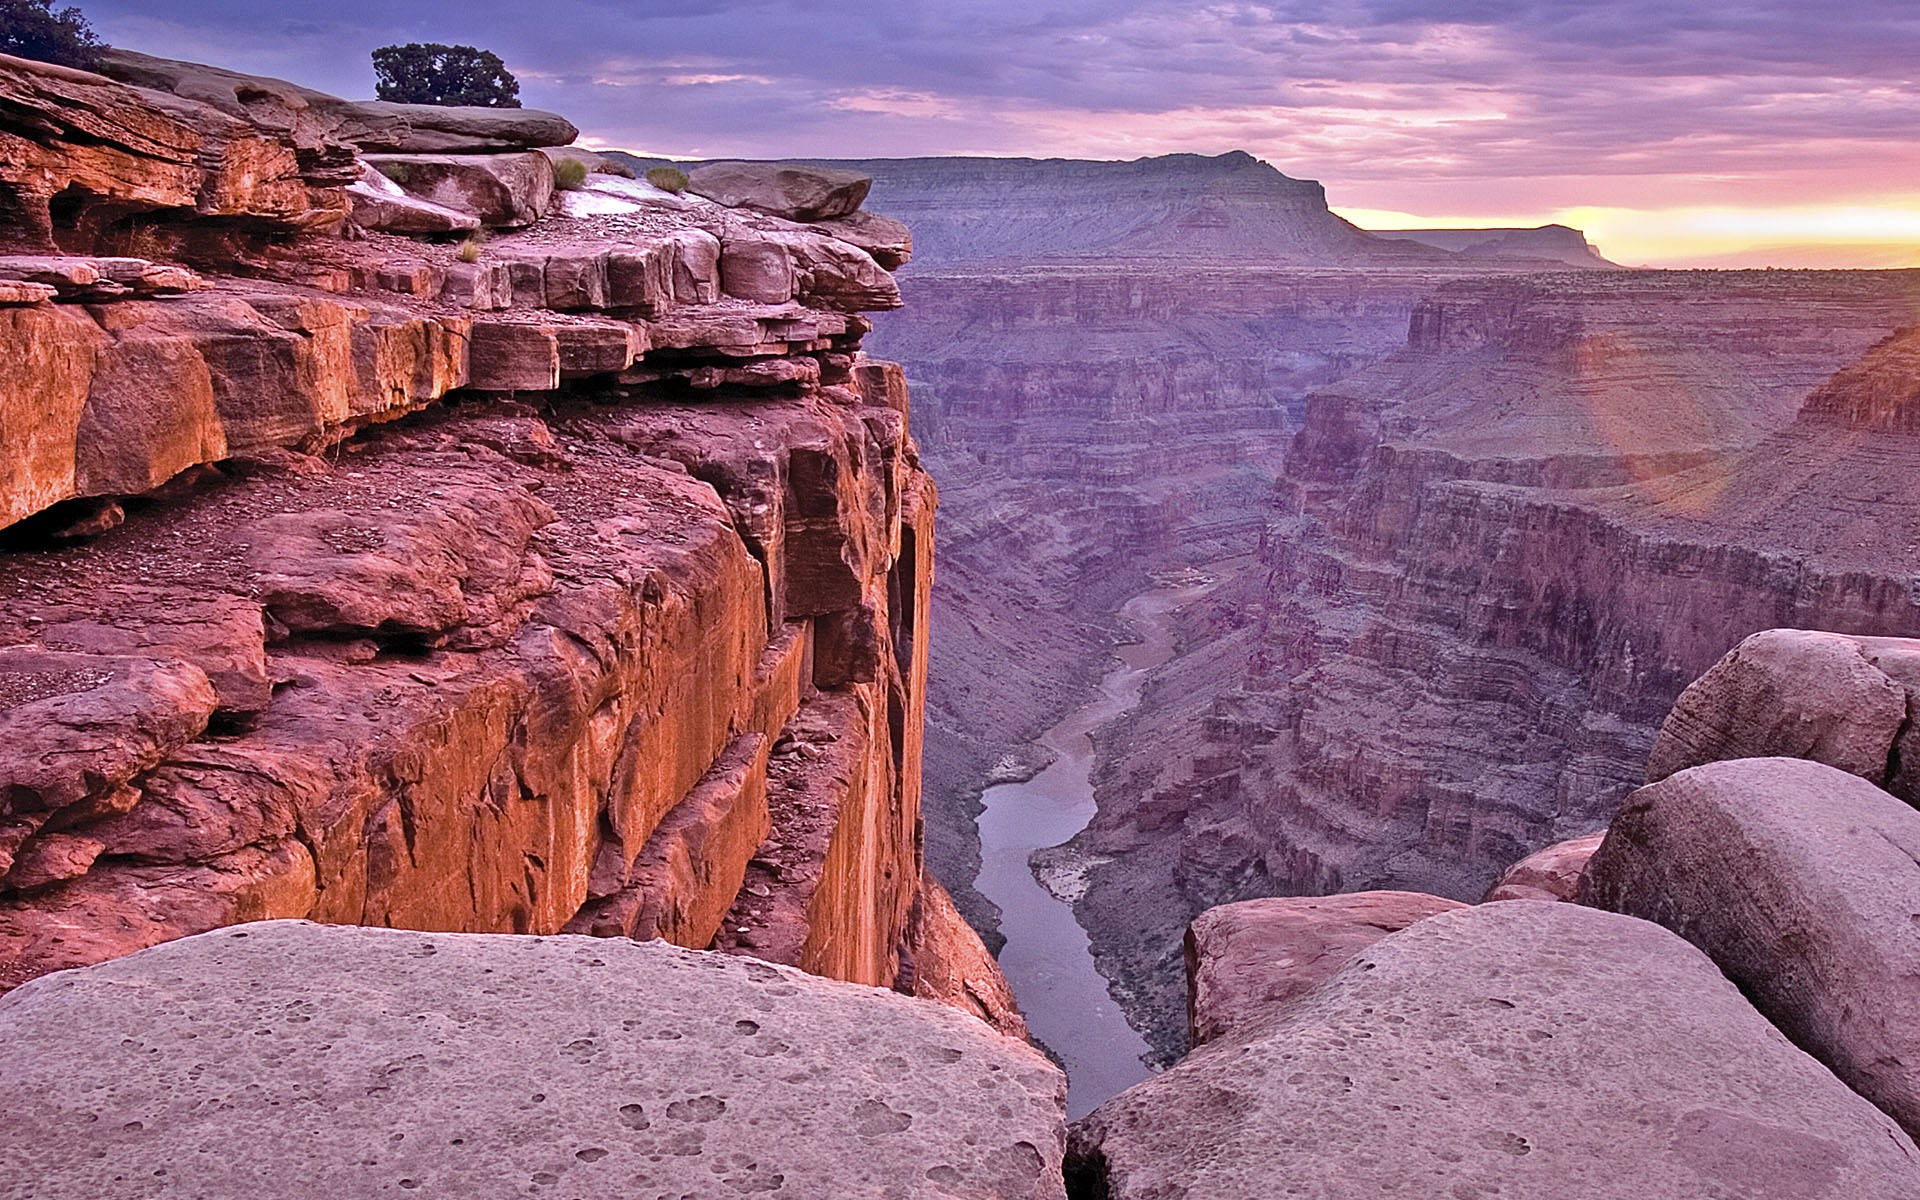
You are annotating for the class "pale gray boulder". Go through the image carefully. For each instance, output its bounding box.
[363,152,556,228]
[1582,756,1920,1140]
[0,920,1068,1199]
[690,161,873,221]
[1070,901,1920,1199]
[1646,628,1913,795]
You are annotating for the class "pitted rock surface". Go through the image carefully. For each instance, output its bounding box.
[1582,756,1920,1140]
[1183,890,1465,1049]
[1070,901,1920,1199]
[0,920,1067,1199]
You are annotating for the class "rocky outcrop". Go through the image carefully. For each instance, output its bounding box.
[1648,628,1920,801]
[1182,890,1464,1048]
[1069,901,1920,1199]
[0,52,345,249]
[690,161,873,222]
[96,49,578,156]
[0,920,1068,1198]
[0,50,995,1037]
[1482,831,1604,901]
[1582,756,1920,1140]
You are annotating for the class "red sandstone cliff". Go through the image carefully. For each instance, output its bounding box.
[0,50,1006,1030]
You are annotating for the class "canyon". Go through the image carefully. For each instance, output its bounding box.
[844,154,1920,1062]
[8,39,1920,1200]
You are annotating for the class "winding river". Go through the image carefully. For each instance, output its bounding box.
[972,584,1203,1118]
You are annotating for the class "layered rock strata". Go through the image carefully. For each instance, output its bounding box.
[1070,272,1920,1057]
[1070,901,1920,1199]
[0,921,1068,1199]
[0,51,1008,1039]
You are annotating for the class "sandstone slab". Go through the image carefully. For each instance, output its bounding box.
[244,481,555,641]
[1482,830,1606,902]
[342,101,578,153]
[691,161,873,221]
[366,152,554,228]
[0,51,340,244]
[0,646,216,828]
[1582,756,1920,1140]
[1070,901,1920,1199]
[814,209,914,269]
[1183,890,1466,1049]
[0,920,1068,1199]
[346,163,480,234]
[94,48,376,184]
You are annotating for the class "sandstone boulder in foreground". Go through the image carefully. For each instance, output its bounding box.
[1646,629,1918,799]
[0,921,1067,1199]
[1183,890,1465,1049]
[1071,902,1920,1199]
[1582,756,1920,1141]
[690,161,873,221]
[1482,830,1606,901]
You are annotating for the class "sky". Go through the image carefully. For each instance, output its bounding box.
[80,1,1920,267]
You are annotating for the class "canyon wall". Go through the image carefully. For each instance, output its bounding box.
[0,51,993,1022]
[1070,270,1920,1056]
[849,154,1600,938]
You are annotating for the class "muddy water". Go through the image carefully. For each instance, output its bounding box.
[973,584,1201,1118]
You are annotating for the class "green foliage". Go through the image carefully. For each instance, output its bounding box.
[0,0,103,70]
[552,157,589,191]
[371,43,521,108]
[646,166,690,194]
[374,161,415,187]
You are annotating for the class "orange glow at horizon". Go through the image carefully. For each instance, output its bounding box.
[1332,202,1920,269]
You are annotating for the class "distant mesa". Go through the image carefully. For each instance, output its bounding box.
[610,148,1618,272]
[1369,224,1619,269]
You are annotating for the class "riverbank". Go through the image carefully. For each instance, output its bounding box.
[973,582,1208,1118]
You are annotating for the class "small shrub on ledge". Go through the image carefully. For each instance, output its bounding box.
[647,166,690,194]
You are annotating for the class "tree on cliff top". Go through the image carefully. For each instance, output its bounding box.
[0,0,103,70]
[372,43,521,108]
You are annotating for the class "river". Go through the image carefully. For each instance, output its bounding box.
[972,583,1204,1118]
